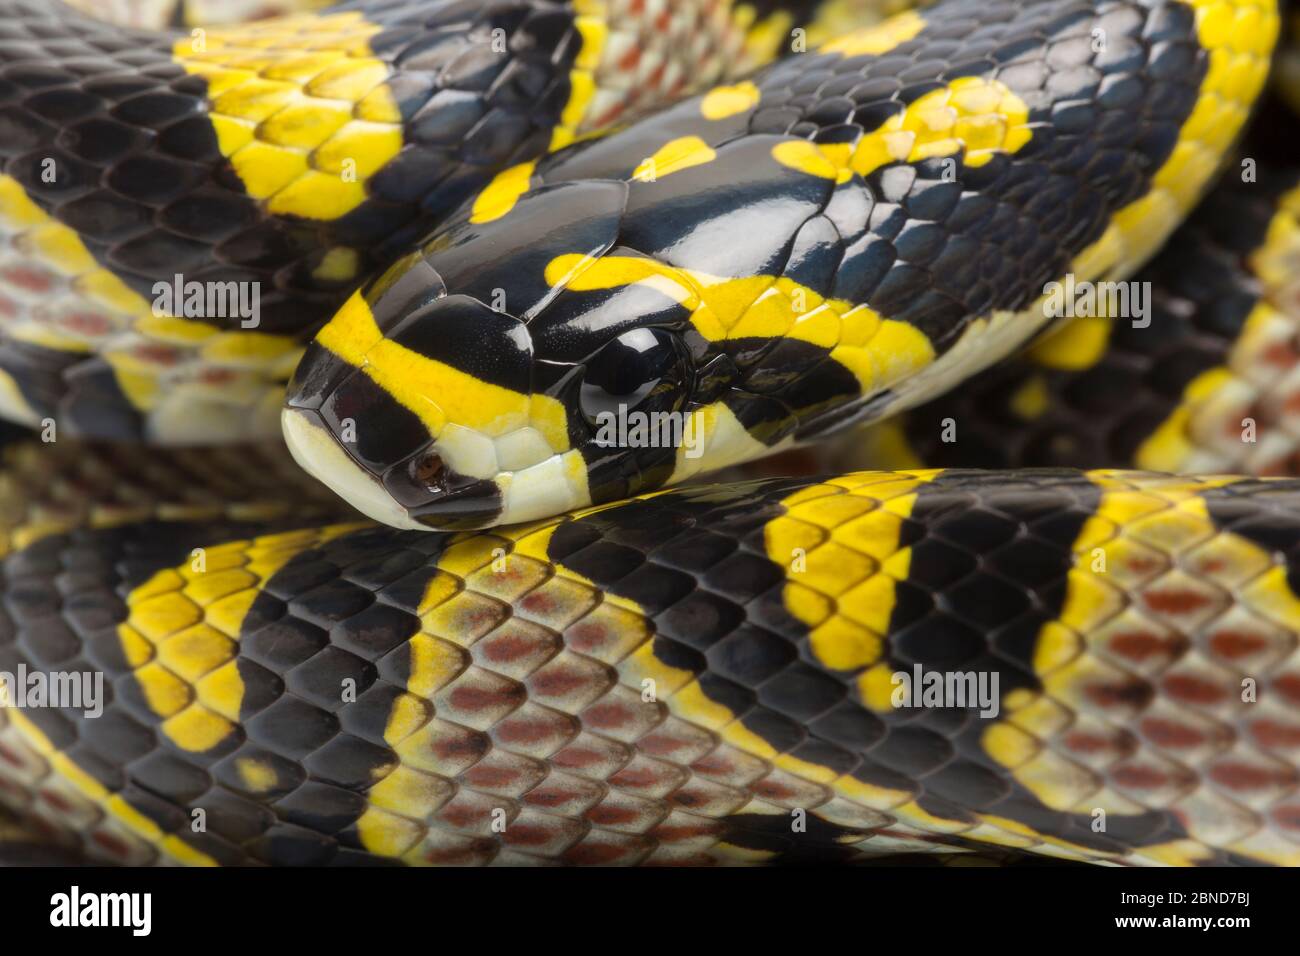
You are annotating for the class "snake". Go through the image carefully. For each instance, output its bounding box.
[4,451,1300,866]
[0,0,889,443]
[278,0,1279,530]
[0,0,1297,866]
[853,159,1300,476]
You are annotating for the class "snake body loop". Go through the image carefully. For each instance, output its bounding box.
[284,0,1280,530]
[4,451,1300,865]
[0,0,1294,867]
[862,160,1300,477]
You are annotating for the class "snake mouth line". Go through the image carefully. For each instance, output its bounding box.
[281,407,505,531]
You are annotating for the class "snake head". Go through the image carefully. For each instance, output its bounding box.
[283,181,724,531]
[282,144,963,533]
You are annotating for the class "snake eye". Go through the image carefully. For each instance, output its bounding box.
[579,328,688,425]
[410,452,446,494]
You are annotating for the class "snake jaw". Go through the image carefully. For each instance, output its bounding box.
[283,394,590,531]
[281,406,429,531]
[281,406,510,531]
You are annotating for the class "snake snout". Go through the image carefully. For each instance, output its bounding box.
[282,398,508,531]
[282,276,548,530]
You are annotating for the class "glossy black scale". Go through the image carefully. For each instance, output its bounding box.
[579,327,690,425]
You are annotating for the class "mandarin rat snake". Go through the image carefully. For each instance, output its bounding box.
[0,0,1296,866]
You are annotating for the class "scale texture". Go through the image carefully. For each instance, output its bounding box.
[2,466,1299,865]
[872,162,1300,477]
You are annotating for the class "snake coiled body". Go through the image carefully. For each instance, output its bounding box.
[0,0,1296,867]
[867,161,1300,476]
[3,456,1300,866]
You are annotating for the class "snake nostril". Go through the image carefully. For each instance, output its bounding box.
[411,452,446,494]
